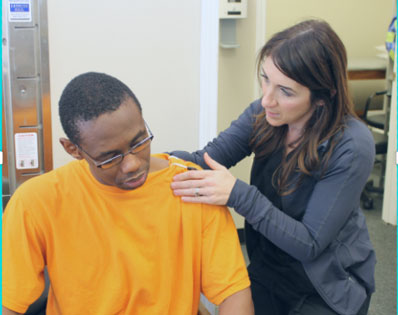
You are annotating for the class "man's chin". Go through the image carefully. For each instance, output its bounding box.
[118,172,148,190]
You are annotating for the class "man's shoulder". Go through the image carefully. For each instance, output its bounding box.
[12,160,83,199]
[4,160,90,221]
[151,154,230,213]
[165,154,203,171]
[151,153,203,172]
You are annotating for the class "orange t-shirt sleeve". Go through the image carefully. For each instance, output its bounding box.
[2,192,46,313]
[200,204,250,305]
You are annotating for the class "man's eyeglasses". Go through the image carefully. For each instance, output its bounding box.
[77,122,154,170]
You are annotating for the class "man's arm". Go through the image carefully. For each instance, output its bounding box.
[2,306,22,315]
[218,287,254,315]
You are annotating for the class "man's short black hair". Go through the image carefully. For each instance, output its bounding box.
[59,72,142,145]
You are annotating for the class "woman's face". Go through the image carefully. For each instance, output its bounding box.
[260,56,314,133]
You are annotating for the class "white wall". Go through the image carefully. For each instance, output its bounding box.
[382,56,397,225]
[47,1,201,168]
[217,1,260,229]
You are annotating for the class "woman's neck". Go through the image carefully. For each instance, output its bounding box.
[285,127,304,154]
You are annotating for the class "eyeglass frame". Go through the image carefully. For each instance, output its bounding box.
[76,121,154,169]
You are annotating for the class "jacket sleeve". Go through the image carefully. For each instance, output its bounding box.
[170,99,262,169]
[227,121,375,262]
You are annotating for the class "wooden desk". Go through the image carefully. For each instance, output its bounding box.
[348,57,387,80]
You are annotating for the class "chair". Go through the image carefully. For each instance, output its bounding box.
[360,90,389,210]
[24,268,50,315]
[198,302,212,315]
[361,90,389,129]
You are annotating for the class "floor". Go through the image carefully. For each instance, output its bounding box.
[362,160,397,315]
[362,193,396,315]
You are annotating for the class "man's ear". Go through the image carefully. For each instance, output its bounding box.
[59,138,83,160]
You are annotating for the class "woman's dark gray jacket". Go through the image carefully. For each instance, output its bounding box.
[172,99,376,315]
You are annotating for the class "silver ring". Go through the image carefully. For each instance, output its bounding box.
[194,187,200,197]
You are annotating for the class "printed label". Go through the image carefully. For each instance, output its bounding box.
[8,0,32,22]
[15,132,39,169]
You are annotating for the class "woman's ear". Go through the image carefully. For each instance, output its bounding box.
[59,138,83,160]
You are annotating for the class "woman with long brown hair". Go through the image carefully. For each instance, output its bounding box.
[171,19,375,315]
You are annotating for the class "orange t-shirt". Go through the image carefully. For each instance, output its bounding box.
[2,154,250,315]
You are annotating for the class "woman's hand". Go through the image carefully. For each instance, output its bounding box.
[171,152,237,205]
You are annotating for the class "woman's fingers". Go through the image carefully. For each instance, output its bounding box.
[170,153,237,205]
[181,195,211,204]
[177,189,226,205]
[172,170,236,205]
[172,186,206,197]
[172,153,224,184]
[172,171,209,192]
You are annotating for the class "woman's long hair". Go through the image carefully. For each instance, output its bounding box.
[250,19,357,195]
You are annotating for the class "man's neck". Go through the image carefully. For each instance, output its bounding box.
[148,156,169,173]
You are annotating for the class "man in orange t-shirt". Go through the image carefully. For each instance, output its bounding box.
[2,72,253,315]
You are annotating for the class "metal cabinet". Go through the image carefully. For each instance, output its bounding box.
[2,0,53,209]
